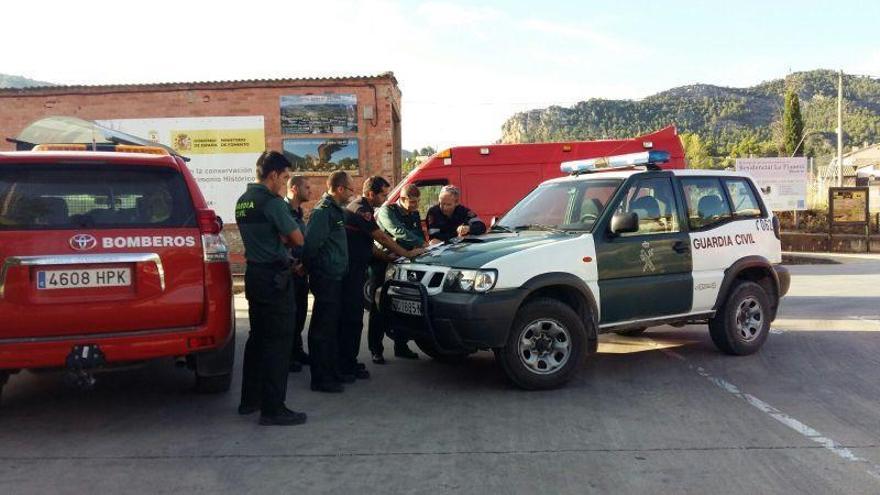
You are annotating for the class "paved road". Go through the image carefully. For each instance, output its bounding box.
[2,255,880,494]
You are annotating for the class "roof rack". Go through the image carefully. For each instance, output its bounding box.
[8,116,188,161]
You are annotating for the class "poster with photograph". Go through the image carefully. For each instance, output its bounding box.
[282,138,359,173]
[280,94,357,134]
[97,116,265,223]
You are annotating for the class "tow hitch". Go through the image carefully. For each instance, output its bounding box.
[64,344,106,391]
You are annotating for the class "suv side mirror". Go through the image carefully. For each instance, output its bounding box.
[610,212,639,235]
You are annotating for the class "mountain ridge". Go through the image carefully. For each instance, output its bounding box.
[501,69,880,158]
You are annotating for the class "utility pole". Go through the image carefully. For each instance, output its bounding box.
[837,70,844,187]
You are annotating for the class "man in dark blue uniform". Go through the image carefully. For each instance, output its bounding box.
[286,175,312,372]
[236,151,306,426]
[426,185,487,242]
[302,171,353,393]
[338,176,425,377]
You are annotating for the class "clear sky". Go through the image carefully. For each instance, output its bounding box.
[3,0,879,150]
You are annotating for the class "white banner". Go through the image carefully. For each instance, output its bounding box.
[98,116,266,224]
[734,157,808,211]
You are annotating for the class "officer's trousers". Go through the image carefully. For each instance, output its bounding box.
[241,264,295,416]
[308,274,342,386]
[290,274,309,362]
[338,262,368,374]
[367,261,409,355]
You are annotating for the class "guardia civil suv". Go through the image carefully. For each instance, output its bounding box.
[383,151,790,390]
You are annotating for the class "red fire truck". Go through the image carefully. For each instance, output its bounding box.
[387,126,685,221]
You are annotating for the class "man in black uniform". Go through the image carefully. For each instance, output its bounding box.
[426,185,487,242]
[286,175,312,372]
[370,184,428,363]
[236,151,306,426]
[302,171,353,393]
[339,176,425,377]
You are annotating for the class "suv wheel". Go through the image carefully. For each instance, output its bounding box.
[0,372,9,408]
[414,338,471,363]
[495,298,587,390]
[709,281,771,355]
[194,331,235,394]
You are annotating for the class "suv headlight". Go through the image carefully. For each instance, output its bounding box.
[445,269,497,293]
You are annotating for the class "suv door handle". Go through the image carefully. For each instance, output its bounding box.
[672,241,690,254]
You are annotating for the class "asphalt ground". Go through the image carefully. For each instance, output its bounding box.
[1,254,879,494]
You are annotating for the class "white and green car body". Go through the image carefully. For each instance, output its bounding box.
[383,168,790,390]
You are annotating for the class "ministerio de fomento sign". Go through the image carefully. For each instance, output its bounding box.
[734,157,808,211]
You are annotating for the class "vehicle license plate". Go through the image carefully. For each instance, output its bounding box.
[391,298,422,316]
[37,268,132,290]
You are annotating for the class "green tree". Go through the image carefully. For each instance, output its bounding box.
[680,133,712,169]
[782,89,805,156]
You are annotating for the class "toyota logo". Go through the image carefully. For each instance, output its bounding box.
[69,234,97,251]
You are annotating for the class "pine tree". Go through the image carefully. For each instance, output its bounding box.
[782,89,805,156]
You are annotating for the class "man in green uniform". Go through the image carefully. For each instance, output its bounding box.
[236,151,306,426]
[370,184,429,363]
[302,171,353,393]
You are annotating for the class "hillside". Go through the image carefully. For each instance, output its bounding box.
[0,73,54,88]
[501,70,880,158]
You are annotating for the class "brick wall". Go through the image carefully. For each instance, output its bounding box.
[0,74,402,194]
[0,75,402,267]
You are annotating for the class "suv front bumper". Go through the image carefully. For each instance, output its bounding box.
[381,280,525,353]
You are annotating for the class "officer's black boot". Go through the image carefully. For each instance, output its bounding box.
[259,406,308,426]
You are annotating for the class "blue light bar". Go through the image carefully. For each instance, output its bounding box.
[560,150,671,174]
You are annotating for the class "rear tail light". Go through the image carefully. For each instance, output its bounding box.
[198,209,228,263]
[772,216,781,240]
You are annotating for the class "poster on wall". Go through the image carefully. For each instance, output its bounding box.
[280,94,357,134]
[282,138,359,174]
[829,187,869,226]
[734,157,808,211]
[97,116,265,224]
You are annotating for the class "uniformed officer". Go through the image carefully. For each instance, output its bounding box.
[286,175,312,372]
[302,171,353,393]
[339,177,425,376]
[370,184,428,363]
[426,185,487,242]
[236,151,306,426]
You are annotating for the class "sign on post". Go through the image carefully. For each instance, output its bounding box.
[829,187,869,226]
[734,157,808,211]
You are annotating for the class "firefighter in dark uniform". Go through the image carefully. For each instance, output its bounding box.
[302,171,353,393]
[339,176,425,375]
[236,151,306,426]
[426,185,487,242]
[370,183,428,363]
[286,175,312,372]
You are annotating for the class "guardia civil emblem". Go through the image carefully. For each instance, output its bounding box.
[640,241,656,272]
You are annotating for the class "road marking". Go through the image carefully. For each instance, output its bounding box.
[660,347,880,481]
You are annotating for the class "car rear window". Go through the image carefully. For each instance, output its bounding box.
[0,163,196,230]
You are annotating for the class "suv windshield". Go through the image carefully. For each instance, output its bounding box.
[0,163,196,230]
[497,178,622,232]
